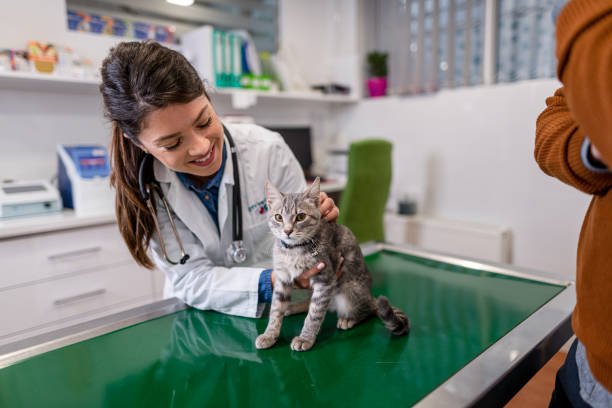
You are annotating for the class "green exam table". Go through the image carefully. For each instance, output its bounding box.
[0,243,574,407]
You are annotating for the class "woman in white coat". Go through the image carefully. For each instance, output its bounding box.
[99,41,339,318]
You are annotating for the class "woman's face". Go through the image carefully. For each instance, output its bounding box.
[137,95,224,181]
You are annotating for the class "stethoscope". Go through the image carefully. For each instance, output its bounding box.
[138,125,247,265]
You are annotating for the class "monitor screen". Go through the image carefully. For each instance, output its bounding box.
[267,126,313,175]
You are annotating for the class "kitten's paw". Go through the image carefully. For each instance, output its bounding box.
[337,318,356,330]
[290,336,315,351]
[255,334,278,349]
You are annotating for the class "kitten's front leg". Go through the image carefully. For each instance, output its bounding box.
[255,280,292,349]
[291,281,333,351]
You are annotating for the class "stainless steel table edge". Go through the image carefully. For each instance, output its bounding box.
[414,286,574,408]
[366,243,575,408]
[0,297,187,369]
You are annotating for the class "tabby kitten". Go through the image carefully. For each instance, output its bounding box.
[255,178,410,352]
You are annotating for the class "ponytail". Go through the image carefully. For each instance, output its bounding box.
[100,41,206,269]
[109,122,156,268]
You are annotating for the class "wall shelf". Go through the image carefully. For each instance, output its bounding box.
[212,88,359,107]
[0,71,360,105]
[0,71,100,94]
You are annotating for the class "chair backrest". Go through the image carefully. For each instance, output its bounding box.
[338,139,392,243]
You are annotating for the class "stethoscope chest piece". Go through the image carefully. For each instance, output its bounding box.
[226,240,247,264]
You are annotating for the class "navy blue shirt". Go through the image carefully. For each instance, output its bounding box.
[177,145,227,233]
[177,144,273,303]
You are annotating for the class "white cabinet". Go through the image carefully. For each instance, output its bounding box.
[0,219,165,346]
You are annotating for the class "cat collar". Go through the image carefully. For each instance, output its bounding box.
[279,238,320,257]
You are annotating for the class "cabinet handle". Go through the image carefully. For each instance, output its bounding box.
[47,246,102,261]
[53,288,107,306]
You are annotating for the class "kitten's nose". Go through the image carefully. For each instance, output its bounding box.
[284,228,293,237]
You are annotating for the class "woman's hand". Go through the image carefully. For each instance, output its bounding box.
[270,256,345,290]
[294,256,345,289]
[320,192,339,222]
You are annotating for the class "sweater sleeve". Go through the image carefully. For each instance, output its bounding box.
[534,87,612,195]
[555,0,612,165]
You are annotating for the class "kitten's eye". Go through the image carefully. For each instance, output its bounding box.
[274,214,283,222]
[296,213,307,222]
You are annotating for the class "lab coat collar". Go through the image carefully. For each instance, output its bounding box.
[218,134,234,243]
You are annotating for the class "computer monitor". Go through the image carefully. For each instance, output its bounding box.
[266,126,314,177]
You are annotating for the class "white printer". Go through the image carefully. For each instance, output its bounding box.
[0,179,62,218]
[57,145,114,216]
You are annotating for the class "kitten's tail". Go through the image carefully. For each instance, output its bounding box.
[375,296,410,336]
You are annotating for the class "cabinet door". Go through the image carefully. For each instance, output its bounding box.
[0,224,134,289]
[0,261,155,343]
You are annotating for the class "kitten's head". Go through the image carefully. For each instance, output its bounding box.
[265,178,321,245]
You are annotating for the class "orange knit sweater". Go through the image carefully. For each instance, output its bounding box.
[535,0,612,391]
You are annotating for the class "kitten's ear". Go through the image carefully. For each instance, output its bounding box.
[265,180,282,207]
[304,177,320,207]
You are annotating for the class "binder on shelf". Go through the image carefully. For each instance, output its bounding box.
[182,25,244,89]
[181,25,215,86]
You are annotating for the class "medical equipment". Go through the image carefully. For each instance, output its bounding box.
[57,145,114,216]
[138,126,246,265]
[224,127,247,264]
[0,179,62,218]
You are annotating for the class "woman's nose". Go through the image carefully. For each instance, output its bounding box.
[188,133,212,156]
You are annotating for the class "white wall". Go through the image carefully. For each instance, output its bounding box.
[333,79,590,278]
[0,89,109,181]
[278,0,363,98]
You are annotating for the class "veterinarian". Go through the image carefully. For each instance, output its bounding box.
[99,41,340,318]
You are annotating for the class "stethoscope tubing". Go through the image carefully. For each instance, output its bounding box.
[137,125,244,265]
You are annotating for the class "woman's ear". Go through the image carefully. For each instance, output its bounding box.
[124,132,149,154]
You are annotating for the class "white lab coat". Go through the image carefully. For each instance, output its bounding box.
[149,123,307,317]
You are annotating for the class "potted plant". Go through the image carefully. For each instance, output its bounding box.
[366,51,388,97]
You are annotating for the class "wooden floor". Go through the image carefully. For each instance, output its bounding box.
[505,351,567,407]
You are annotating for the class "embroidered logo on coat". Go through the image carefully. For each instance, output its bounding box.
[248,199,268,215]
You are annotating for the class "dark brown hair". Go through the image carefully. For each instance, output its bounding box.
[100,41,207,268]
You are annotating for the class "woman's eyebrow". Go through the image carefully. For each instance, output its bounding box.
[191,105,209,126]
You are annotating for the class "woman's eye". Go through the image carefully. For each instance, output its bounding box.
[274,214,283,222]
[197,117,212,129]
[162,139,182,151]
[296,213,306,222]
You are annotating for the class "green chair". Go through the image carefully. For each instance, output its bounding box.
[337,139,392,243]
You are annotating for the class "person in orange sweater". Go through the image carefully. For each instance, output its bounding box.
[535,0,612,406]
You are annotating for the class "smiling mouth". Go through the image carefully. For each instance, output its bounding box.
[191,145,215,167]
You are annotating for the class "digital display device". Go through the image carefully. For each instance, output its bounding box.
[266,126,313,175]
[2,185,47,194]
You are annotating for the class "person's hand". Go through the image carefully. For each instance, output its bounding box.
[270,256,345,290]
[294,255,345,289]
[320,192,339,222]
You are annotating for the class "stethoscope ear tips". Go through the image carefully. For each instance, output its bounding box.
[180,254,190,265]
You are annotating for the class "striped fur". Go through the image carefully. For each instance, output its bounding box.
[255,178,410,352]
